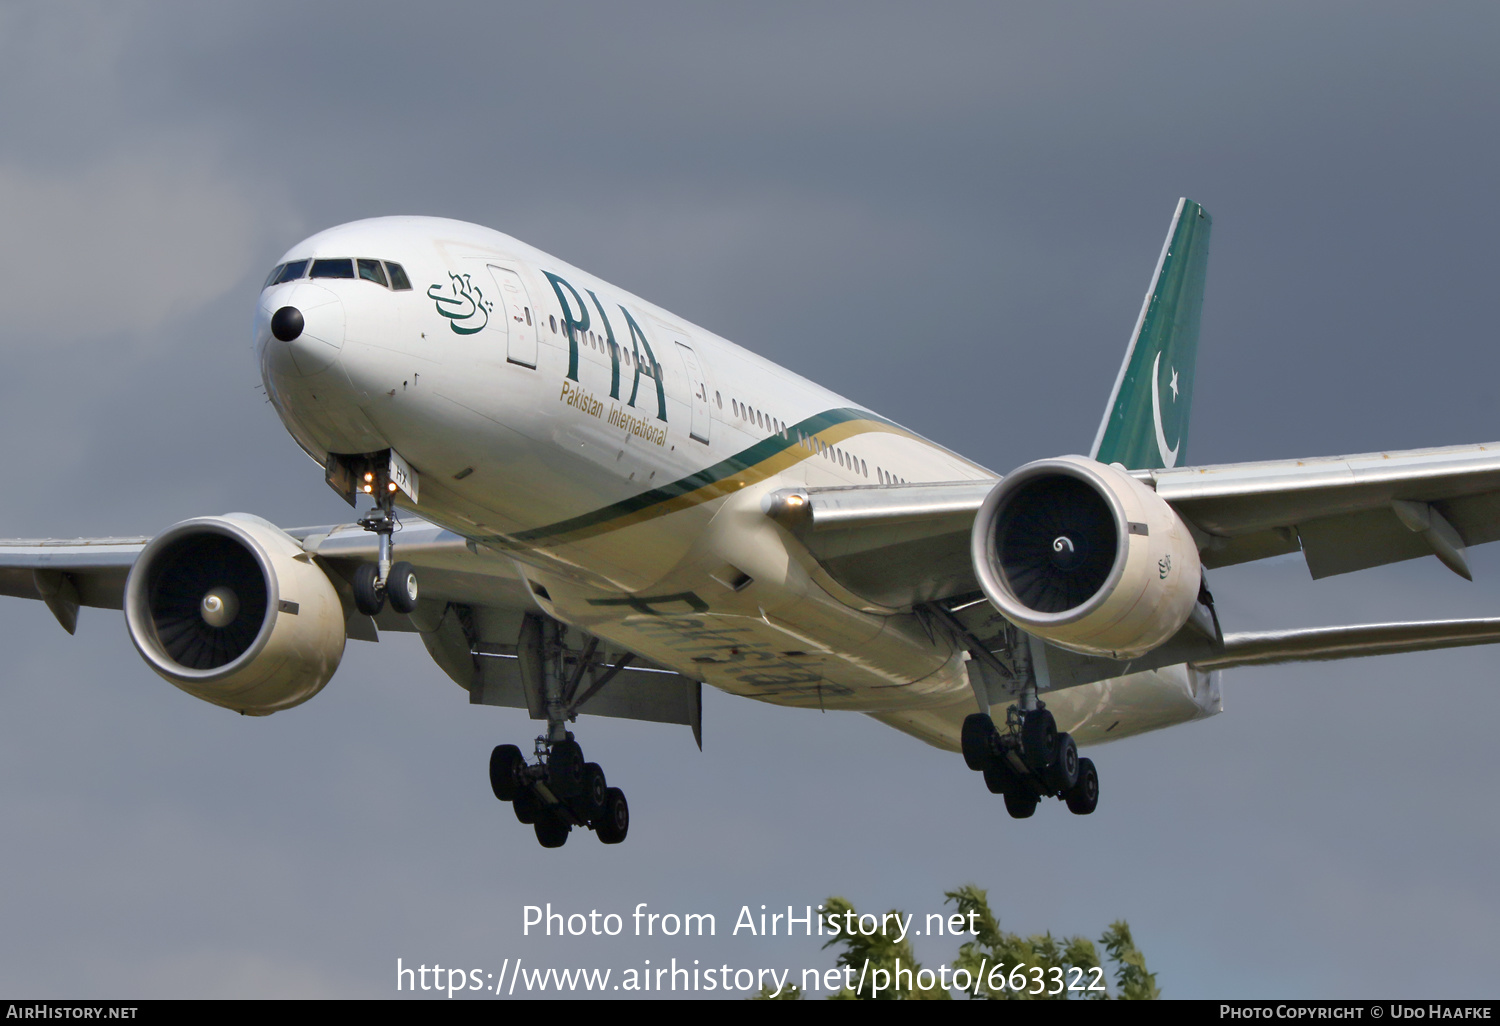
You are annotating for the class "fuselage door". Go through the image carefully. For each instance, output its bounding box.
[488,265,537,368]
[674,340,711,445]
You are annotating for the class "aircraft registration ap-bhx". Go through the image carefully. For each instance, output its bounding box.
[6,199,1500,847]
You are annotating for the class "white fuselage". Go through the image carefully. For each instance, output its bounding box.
[255,216,1220,751]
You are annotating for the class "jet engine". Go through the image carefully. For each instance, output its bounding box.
[971,456,1201,659]
[124,514,346,714]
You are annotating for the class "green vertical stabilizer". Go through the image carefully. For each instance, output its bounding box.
[1090,198,1212,470]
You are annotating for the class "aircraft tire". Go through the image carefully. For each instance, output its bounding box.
[1065,758,1099,816]
[1003,790,1039,819]
[1021,708,1057,774]
[580,762,608,822]
[386,561,419,614]
[489,744,526,802]
[513,788,542,825]
[961,713,998,771]
[1045,732,1080,793]
[596,787,629,844]
[535,813,570,848]
[547,740,586,798]
[982,757,1015,796]
[353,563,385,616]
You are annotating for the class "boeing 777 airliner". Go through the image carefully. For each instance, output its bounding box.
[6,200,1500,847]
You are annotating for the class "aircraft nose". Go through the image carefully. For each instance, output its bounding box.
[262,283,345,375]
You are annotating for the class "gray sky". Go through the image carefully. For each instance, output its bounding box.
[0,1,1497,998]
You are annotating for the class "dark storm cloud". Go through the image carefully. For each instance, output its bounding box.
[0,1,1497,997]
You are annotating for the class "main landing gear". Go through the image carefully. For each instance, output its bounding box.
[961,703,1099,819]
[352,484,418,617]
[489,735,630,848]
[487,615,630,848]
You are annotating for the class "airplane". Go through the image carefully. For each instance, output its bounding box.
[5,198,1500,849]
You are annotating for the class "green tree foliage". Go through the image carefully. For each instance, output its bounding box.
[1101,920,1160,1000]
[819,897,949,999]
[759,887,1158,1000]
[945,884,1109,1000]
[945,886,1156,1000]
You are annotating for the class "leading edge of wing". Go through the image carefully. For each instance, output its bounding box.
[1140,440,1500,532]
[764,481,993,608]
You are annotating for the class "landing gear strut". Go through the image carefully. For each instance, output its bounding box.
[956,632,1099,819]
[486,617,630,848]
[352,484,418,617]
[928,600,1102,821]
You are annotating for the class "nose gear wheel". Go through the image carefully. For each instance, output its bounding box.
[350,466,417,619]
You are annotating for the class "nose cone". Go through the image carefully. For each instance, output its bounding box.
[260,283,345,375]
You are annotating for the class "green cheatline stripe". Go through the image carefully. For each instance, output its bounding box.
[512,407,899,544]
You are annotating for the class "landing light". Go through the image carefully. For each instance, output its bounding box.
[387,482,397,492]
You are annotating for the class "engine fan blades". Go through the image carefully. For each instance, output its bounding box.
[995,476,1116,613]
[146,534,268,670]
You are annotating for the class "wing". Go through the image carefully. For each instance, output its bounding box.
[765,441,1500,673]
[1139,440,1500,578]
[763,480,994,610]
[0,516,701,735]
[0,535,148,633]
[935,593,1500,694]
[768,440,1500,601]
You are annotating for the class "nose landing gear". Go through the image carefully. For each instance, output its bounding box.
[352,483,418,617]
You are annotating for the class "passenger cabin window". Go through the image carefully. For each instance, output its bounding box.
[358,259,388,287]
[274,260,308,285]
[385,262,413,290]
[311,258,355,279]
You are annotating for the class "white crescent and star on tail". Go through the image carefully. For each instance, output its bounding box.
[1151,350,1180,468]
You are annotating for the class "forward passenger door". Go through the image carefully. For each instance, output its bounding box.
[487,265,538,368]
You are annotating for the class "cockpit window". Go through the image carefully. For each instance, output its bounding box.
[273,260,308,285]
[385,262,412,291]
[311,258,355,279]
[357,259,388,287]
[263,264,285,290]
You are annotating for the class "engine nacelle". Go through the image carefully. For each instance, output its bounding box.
[971,456,1201,659]
[124,514,346,715]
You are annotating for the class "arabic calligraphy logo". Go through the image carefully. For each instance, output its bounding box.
[427,273,492,335]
